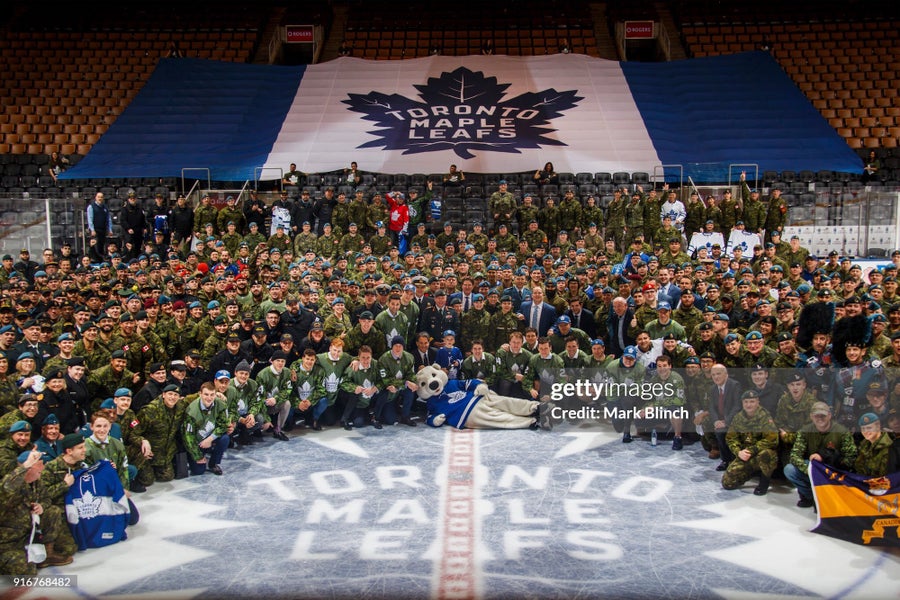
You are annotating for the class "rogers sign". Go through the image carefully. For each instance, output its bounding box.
[286,25,314,43]
[625,21,654,39]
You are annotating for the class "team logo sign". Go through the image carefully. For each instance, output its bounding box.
[343,67,583,159]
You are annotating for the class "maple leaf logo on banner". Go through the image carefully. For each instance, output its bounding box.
[343,67,583,159]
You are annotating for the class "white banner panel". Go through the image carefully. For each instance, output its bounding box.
[264,54,660,176]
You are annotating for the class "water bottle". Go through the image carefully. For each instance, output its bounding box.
[651,429,658,447]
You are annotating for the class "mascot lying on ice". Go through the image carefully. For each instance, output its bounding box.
[415,365,551,429]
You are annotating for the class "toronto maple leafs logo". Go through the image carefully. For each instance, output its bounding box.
[343,67,582,159]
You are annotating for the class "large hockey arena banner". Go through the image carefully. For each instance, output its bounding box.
[60,51,862,183]
[810,461,900,548]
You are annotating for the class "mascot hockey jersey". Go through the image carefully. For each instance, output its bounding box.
[65,460,130,550]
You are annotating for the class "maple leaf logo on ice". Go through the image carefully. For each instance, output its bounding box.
[343,67,583,159]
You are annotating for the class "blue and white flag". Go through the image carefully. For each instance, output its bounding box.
[61,52,862,183]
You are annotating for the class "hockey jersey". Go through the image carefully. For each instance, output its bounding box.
[65,460,130,550]
[426,379,484,429]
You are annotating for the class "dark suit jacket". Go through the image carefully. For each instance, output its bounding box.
[413,347,438,371]
[565,309,597,339]
[708,377,742,425]
[518,301,557,337]
[607,308,636,357]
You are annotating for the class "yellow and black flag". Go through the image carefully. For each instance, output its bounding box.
[810,461,900,547]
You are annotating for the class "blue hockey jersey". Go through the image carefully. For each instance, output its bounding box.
[65,460,130,550]
[426,379,484,429]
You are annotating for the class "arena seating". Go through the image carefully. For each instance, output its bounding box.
[679,7,899,155]
[341,0,598,59]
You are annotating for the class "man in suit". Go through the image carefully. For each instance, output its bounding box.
[607,296,636,358]
[418,290,459,347]
[564,296,597,339]
[449,277,477,314]
[699,363,743,471]
[517,286,557,337]
[656,267,682,308]
[412,332,438,373]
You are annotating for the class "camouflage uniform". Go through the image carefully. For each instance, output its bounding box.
[558,196,583,234]
[194,204,218,234]
[0,465,77,576]
[315,234,341,259]
[740,182,767,234]
[774,391,816,465]
[134,397,186,483]
[339,232,365,254]
[348,199,368,232]
[88,365,136,412]
[489,189,517,231]
[494,233,518,254]
[765,193,788,240]
[120,332,154,379]
[684,198,705,237]
[516,204,540,234]
[522,228,548,252]
[853,432,896,477]
[722,406,778,489]
[538,204,561,242]
[642,195,661,244]
[719,195,740,239]
[293,231,318,255]
[468,231,489,254]
[331,201,350,234]
[460,307,492,352]
[344,324,387,358]
[624,197,644,240]
[605,195,626,250]
[369,233,393,256]
[672,306,703,337]
[116,407,152,486]
[489,310,521,353]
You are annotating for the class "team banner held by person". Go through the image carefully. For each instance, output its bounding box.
[810,460,900,548]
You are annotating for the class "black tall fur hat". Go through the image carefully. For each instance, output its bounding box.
[831,314,872,366]
[796,301,834,349]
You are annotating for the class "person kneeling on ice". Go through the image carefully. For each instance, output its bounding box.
[415,364,550,430]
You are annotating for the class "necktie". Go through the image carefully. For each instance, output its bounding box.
[464,296,470,312]
[574,313,580,329]
[531,304,540,330]
[718,387,725,417]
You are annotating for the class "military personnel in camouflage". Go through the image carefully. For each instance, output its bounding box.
[774,372,816,469]
[489,295,521,353]
[854,412,898,477]
[134,384,186,483]
[739,172,767,236]
[467,222,489,254]
[538,197,561,242]
[493,224,518,254]
[339,223,366,254]
[764,188,788,243]
[293,221,318,255]
[0,448,77,574]
[345,311,387,358]
[641,189,662,245]
[785,401,857,507]
[557,189,583,236]
[365,195,389,236]
[516,195,540,234]
[109,388,153,489]
[242,222,266,250]
[460,294,492,352]
[605,190,626,251]
[315,223,341,259]
[718,188,740,241]
[369,223,393,256]
[521,220,548,252]
[193,194,218,237]
[684,192,706,238]
[722,390,778,495]
[489,181,516,233]
[624,191,644,241]
[348,191,369,232]
[88,350,140,413]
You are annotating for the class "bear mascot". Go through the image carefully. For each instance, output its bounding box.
[415,365,550,429]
